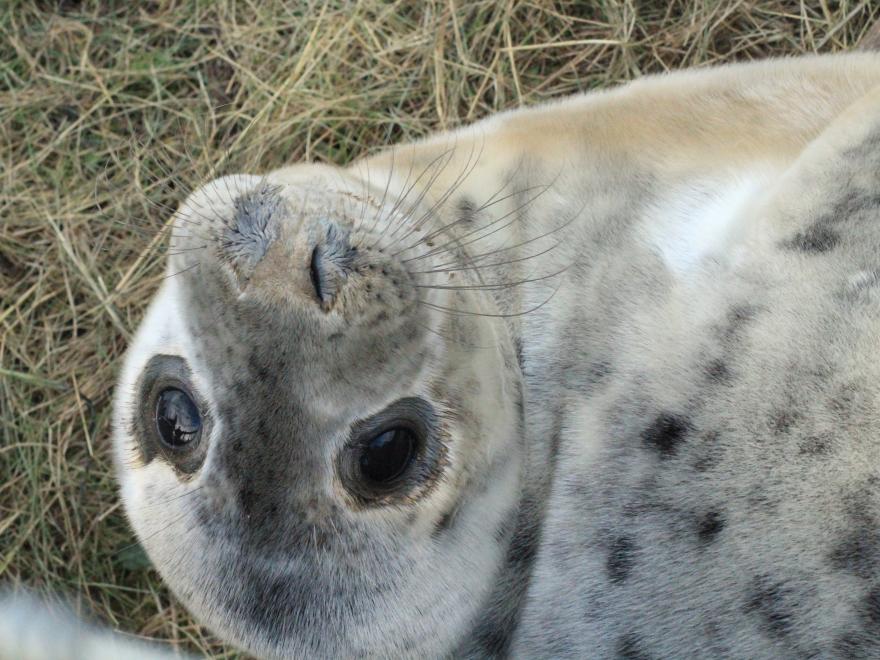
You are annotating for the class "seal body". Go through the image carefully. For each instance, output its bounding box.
[115,54,880,658]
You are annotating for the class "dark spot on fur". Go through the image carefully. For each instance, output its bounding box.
[782,224,839,253]
[247,352,271,382]
[693,453,717,473]
[697,511,726,543]
[743,576,796,638]
[721,304,757,341]
[799,436,831,456]
[863,588,880,625]
[607,535,636,584]
[771,409,799,434]
[616,633,653,660]
[829,530,880,578]
[586,360,612,385]
[705,359,731,384]
[239,486,258,517]
[457,197,477,224]
[641,413,691,457]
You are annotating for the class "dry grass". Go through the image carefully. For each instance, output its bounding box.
[1,0,878,656]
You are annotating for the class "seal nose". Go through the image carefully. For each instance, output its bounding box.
[220,182,284,286]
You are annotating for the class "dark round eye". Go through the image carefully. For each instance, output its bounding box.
[155,387,202,449]
[359,428,416,484]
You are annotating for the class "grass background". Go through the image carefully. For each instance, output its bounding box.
[2,1,879,656]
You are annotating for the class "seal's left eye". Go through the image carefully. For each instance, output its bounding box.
[155,388,202,449]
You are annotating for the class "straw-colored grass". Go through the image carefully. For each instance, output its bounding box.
[2,1,878,656]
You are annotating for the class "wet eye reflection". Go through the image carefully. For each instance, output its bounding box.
[340,397,438,503]
[155,387,202,449]
[359,428,417,483]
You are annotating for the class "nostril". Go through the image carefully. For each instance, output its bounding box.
[309,224,357,308]
[221,183,283,287]
[310,244,325,303]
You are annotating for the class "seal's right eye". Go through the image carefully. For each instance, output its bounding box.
[155,388,202,449]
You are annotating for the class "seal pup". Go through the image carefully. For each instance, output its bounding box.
[115,53,880,658]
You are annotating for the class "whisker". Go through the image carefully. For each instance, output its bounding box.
[382,136,484,250]
[399,183,554,264]
[414,265,569,291]
[417,190,582,275]
[366,146,458,249]
[390,164,543,260]
[415,320,498,350]
[397,142,533,256]
[164,245,209,257]
[132,136,195,198]
[406,161,567,264]
[431,202,581,271]
[381,136,486,254]
[373,145,397,228]
[412,241,561,274]
[133,485,207,514]
[114,505,193,556]
[417,278,565,319]
[159,262,201,280]
[367,147,418,243]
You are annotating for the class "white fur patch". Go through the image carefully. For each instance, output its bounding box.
[643,174,767,276]
[112,275,217,505]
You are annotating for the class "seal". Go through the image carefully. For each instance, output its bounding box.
[114,53,880,658]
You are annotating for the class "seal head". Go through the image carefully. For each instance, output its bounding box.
[113,168,524,658]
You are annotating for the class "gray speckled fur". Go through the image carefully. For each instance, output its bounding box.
[114,54,880,658]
